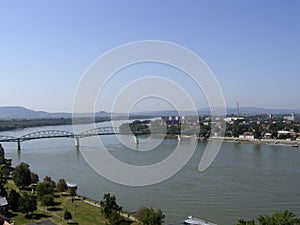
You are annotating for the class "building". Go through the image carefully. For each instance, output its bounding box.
[224,116,244,124]
[0,197,8,215]
[284,113,295,121]
[160,116,181,126]
[239,132,255,140]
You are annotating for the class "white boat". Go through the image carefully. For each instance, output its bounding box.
[183,216,217,225]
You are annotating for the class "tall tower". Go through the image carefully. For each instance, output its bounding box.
[237,102,240,116]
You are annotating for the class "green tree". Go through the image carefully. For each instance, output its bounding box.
[150,120,166,134]
[108,209,123,225]
[0,144,5,165]
[43,176,56,188]
[41,194,54,209]
[56,178,68,192]
[31,172,39,184]
[0,181,7,197]
[18,192,37,216]
[236,210,300,225]
[137,207,165,225]
[68,187,77,197]
[64,210,72,221]
[258,210,300,225]
[7,189,20,211]
[12,162,32,188]
[0,164,10,179]
[236,219,256,225]
[100,193,122,219]
[36,180,55,201]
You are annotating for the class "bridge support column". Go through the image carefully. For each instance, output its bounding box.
[177,134,182,142]
[75,137,80,147]
[133,135,139,144]
[17,139,21,151]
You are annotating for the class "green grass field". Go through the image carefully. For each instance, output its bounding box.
[5,180,111,225]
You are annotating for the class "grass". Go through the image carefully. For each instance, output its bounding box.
[4,180,111,225]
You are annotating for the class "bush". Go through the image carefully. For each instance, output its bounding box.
[64,210,72,220]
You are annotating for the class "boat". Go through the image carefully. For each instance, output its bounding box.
[183,216,217,225]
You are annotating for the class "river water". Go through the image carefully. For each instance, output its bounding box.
[1,122,300,225]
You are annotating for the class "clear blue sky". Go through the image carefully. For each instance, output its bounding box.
[0,0,299,112]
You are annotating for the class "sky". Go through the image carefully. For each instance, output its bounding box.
[0,0,300,112]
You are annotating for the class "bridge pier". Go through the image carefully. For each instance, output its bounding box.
[177,134,182,142]
[133,135,139,144]
[17,139,21,151]
[75,136,80,147]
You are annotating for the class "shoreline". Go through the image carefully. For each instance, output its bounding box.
[209,136,300,147]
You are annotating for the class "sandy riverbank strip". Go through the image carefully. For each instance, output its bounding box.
[209,136,300,147]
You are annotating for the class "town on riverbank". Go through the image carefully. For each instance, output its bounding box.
[119,113,300,147]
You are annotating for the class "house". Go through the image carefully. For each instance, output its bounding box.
[263,133,272,139]
[0,197,8,215]
[239,132,255,140]
[160,116,181,126]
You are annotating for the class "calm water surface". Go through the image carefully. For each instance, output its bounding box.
[1,122,300,225]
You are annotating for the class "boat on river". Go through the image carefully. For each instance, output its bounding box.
[183,216,217,225]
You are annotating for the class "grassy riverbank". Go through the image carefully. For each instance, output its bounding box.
[5,180,137,225]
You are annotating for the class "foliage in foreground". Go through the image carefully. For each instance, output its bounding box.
[100,193,122,219]
[18,192,37,216]
[137,207,165,225]
[236,210,300,225]
[12,162,32,188]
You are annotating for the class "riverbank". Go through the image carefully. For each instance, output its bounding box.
[209,136,300,147]
[5,180,139,225]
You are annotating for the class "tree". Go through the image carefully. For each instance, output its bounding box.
[36,180,55,201]
[64,210,72,221]
[100,193,122,219]
[12,162,32,188]
[0,144,5,165]
[43,176,56,188]
[68,187,77,197]
[258,210,300,225]
[31,172,39,184]
[0,182,7,197]
[18,192,37,216]
[7,189,20,211]
[137,207,165,225]
[56,178,68,192]
[41,194,54,209]
[236,210,300,225]
[0,164,10,179]
[237,219,256,225]
[108,209,123,225]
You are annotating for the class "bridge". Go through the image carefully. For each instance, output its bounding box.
[0,126,198,150]
[0,127,123,150]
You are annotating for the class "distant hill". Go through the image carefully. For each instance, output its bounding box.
[0,106,70,120]
[0,106,299,120]
[224,106,300,116]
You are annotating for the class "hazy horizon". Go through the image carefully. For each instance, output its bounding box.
[1,1,299,112]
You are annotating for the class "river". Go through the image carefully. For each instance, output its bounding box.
[1,122,300,225]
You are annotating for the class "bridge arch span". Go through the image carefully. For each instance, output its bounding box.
[79,127,120,137]
[0,135,17,142]
[19,130,75,141]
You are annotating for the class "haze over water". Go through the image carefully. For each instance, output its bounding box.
[1,122,299,225]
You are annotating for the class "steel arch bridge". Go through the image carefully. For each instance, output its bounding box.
[0,126,198,150]
[19,130,75,141]
[0,127,126,150]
